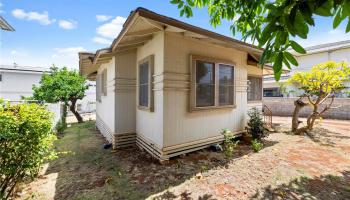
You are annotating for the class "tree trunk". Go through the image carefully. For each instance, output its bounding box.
[306,105,319,130]
[70,99,83,123]
[291,99,308,133]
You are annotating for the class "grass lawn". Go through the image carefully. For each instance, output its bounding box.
[20,118,350,200]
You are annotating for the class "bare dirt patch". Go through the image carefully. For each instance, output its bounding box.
[18,118,350,200]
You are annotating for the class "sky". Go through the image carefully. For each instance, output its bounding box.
[0,0,349,69]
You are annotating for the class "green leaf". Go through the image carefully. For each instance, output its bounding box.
[282,57,291,69]
[346,18,350,33]
[180,9,185,17]
[259,43,272,65]
[293,11,309,39]
[333,8,342,29]
[343,0,350,15]
[273,52,283,81]
[170,0,180,5]
[314,0,333,16]
[284,51,298,66]
[290,41,306,54]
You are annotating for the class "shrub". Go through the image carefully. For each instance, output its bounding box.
[251,139,263,152]
[221,129,239,157]
[55,120,66,134]
[246,108,268,141]
[0,103,57,199]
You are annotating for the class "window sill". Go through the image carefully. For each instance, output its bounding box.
[138,105,153,112]
[248,100,262,104]
[190,105,236,112]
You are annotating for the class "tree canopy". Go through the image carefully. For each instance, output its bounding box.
[286,61,350,133]
[170,0,350,80]
[33,66,88,123]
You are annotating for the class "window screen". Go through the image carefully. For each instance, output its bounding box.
[195,61,215,107]
[139,61,149,107]
[247,76,262,101]
[219,64,234,105]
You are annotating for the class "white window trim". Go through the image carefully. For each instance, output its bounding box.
[190,55,236,112]
[138,55,154,112]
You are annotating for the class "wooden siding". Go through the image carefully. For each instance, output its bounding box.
[162,32,262,147]
[136,31,164,148]
[96,57,116,134]
[115,50,137,134]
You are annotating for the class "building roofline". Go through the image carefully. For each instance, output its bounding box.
[291,40,350,56]
[79,7,264,66]
[0,16,15,31]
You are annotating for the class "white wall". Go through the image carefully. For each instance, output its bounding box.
[0,69,96,112]
[0,70,42,101]
[76,81,96,113]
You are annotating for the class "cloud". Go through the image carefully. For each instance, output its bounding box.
[96,15,112,22]
[11,9,55,25]
[58,19,77,30]
[96,16,126,39]
[92,37,112,45]
[53,47,86,57]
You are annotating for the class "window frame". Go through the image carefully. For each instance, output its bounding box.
[96,74,102,102]
[190,55,236,112]
[138,55,154,112]
[102,69,107,96]
[247,74,263,103]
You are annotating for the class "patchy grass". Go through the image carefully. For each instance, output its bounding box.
[19,118,350,199]
[21,121,144,200]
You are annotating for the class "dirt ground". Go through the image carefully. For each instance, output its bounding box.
[18,117,350,200]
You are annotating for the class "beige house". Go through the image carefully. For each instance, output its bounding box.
[79,8,268,161]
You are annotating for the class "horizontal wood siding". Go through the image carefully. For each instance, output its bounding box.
[96,58,116,136]
[162,32,263,147]
[115,50,137,134]
[136,31,164,148]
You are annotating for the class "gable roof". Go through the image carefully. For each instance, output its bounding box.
[79,7,264,78]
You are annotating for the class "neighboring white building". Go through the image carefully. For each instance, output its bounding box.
[0,64,96,113]
[263,40,350,97]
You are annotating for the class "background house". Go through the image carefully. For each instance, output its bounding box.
[263,40,350,97]
[0,64,96,113]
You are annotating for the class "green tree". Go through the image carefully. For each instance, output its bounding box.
[286,61,350,133]
[0,103,56,199]
[170,0,350,80]
[33,66,88,123]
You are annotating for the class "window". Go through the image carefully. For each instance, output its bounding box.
[219,64,234,105]
[0,74,2,82]
[96,74,101,102]
[263,87,282,97]
[191,55,235,111]
[247,76,262,101]
[138,55,154,111]
[102,69,107,96]
[196,61,215,107]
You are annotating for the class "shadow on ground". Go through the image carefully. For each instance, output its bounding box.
[252,171,350,200]
[307,127,350,147]
[39,121,277,200]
